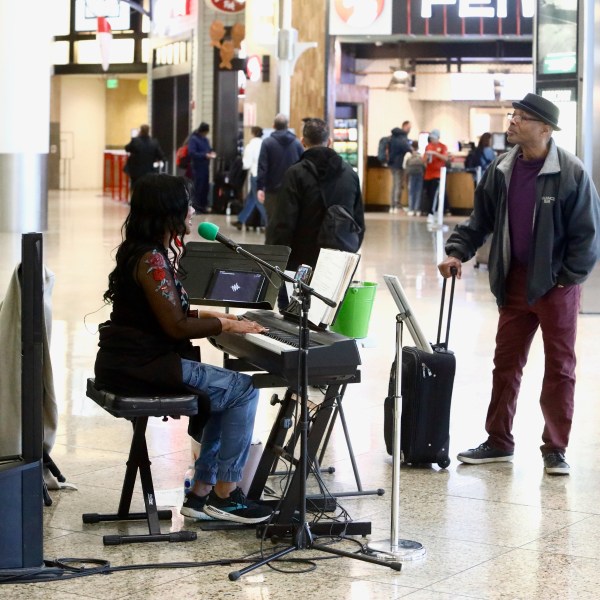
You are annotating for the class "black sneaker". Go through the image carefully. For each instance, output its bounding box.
[457,442,514,464]
[180,492,213,520]
[543,452,570,475]
[203,488,272,524]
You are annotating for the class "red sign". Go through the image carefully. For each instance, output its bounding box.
[205,0,245,13]
[246,55,262,82]
[334,0,384,26]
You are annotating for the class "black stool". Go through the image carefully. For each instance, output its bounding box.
[82,378,201,545]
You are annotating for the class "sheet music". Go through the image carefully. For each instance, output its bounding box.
[384,274,434,353]
[309,249,360,328]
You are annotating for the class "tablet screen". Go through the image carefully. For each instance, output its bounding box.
[205,269,266,303]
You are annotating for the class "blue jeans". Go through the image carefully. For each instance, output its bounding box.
[237,176,267,226]
[408,174,423,212]
[181,359,259,484]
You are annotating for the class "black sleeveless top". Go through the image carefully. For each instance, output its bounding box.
[94,246,216,395]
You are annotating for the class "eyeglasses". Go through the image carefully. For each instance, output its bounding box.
[506,112,543,124]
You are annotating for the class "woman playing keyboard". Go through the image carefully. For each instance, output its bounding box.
[94,173,272,525]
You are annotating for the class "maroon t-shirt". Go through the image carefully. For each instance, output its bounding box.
[507,155,545,265]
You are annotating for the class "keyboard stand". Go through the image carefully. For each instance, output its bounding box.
[268,382,384,500]
[251,383,373,537]
[200,382,373,536]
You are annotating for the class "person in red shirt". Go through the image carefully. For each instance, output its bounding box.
[422,129,449,217]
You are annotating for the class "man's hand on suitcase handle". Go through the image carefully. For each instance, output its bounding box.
[438,256,461,279]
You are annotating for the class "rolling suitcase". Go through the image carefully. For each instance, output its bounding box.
[384,273,456,468]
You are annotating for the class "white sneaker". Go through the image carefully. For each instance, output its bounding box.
[426,214,434,223]
[407,210,415,216]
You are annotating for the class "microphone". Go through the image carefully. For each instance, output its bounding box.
[197,221,240,251]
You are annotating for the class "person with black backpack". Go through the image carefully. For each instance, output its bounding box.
[464,132,495,180]
[266,117,365,310]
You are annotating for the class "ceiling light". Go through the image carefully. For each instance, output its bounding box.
[392,70,409,83]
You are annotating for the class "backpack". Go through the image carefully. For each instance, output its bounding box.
[377,136,390,164]
[464,149,480,170]
[317,204,362,253]
[176,144,190,169]
[226,156,247,195]
[405,153,425,176]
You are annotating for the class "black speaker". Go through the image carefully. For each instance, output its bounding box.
[0,233,44,570]
[0,461,43,568]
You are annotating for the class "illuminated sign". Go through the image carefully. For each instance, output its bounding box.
[330,1,534,37]
[539,87,576,154]
[390,0,533,37]
[421,0,534,19]
[536,0,577,77]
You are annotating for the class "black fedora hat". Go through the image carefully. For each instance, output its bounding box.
[512,93,561,131]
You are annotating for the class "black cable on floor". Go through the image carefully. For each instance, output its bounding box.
[0,552,344,585]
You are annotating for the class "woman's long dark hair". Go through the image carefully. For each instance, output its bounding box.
[104,173,192,303]
[477,132,492,152]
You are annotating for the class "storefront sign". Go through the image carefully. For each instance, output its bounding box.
[329,0,392,36]
[421,0,534,19]
[396,0,533,37]
[205,0,245,13]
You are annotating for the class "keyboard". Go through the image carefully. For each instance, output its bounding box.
[210,310,361,386]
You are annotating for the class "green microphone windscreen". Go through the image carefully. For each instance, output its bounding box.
[198,221,219,241]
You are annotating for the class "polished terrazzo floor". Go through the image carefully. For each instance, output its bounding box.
[1,189,600,599]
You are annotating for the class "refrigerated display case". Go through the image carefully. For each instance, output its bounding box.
[334,103,364,187]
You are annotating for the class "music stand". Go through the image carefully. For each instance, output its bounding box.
[383,275,433,354]
[366,274,426,561]
[180,241,291,309]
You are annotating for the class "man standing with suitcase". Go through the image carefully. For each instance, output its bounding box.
[438,93,600,476]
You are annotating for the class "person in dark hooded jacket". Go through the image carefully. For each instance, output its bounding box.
[124,124,166,187]
[256,114,304,224]
[388,121,412,210]
[267,118,365,308]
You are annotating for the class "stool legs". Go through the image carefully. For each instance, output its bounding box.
[82,416,197,545]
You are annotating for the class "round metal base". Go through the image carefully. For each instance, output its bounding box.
[366,539,426,562]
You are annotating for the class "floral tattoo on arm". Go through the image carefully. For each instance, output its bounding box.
[145,250,177,306]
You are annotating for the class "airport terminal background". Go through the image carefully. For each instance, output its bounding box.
[2,0,600,597]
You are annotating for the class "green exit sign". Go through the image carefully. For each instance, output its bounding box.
[106,78,119,89]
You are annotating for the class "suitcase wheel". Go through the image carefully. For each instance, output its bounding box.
[437,457,451,469]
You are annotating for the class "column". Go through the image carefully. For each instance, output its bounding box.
[0,0,52,232]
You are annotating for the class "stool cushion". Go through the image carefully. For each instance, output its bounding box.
[87,378,199,418]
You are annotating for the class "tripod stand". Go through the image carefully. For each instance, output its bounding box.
[229,274,401,580]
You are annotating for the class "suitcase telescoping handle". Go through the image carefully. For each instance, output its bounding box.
[436,267,457,348]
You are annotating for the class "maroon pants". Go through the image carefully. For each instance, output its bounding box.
[485,264,581,454]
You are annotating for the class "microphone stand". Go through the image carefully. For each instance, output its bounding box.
[224,244,401,580]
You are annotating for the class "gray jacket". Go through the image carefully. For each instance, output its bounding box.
[445,139,600,306]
